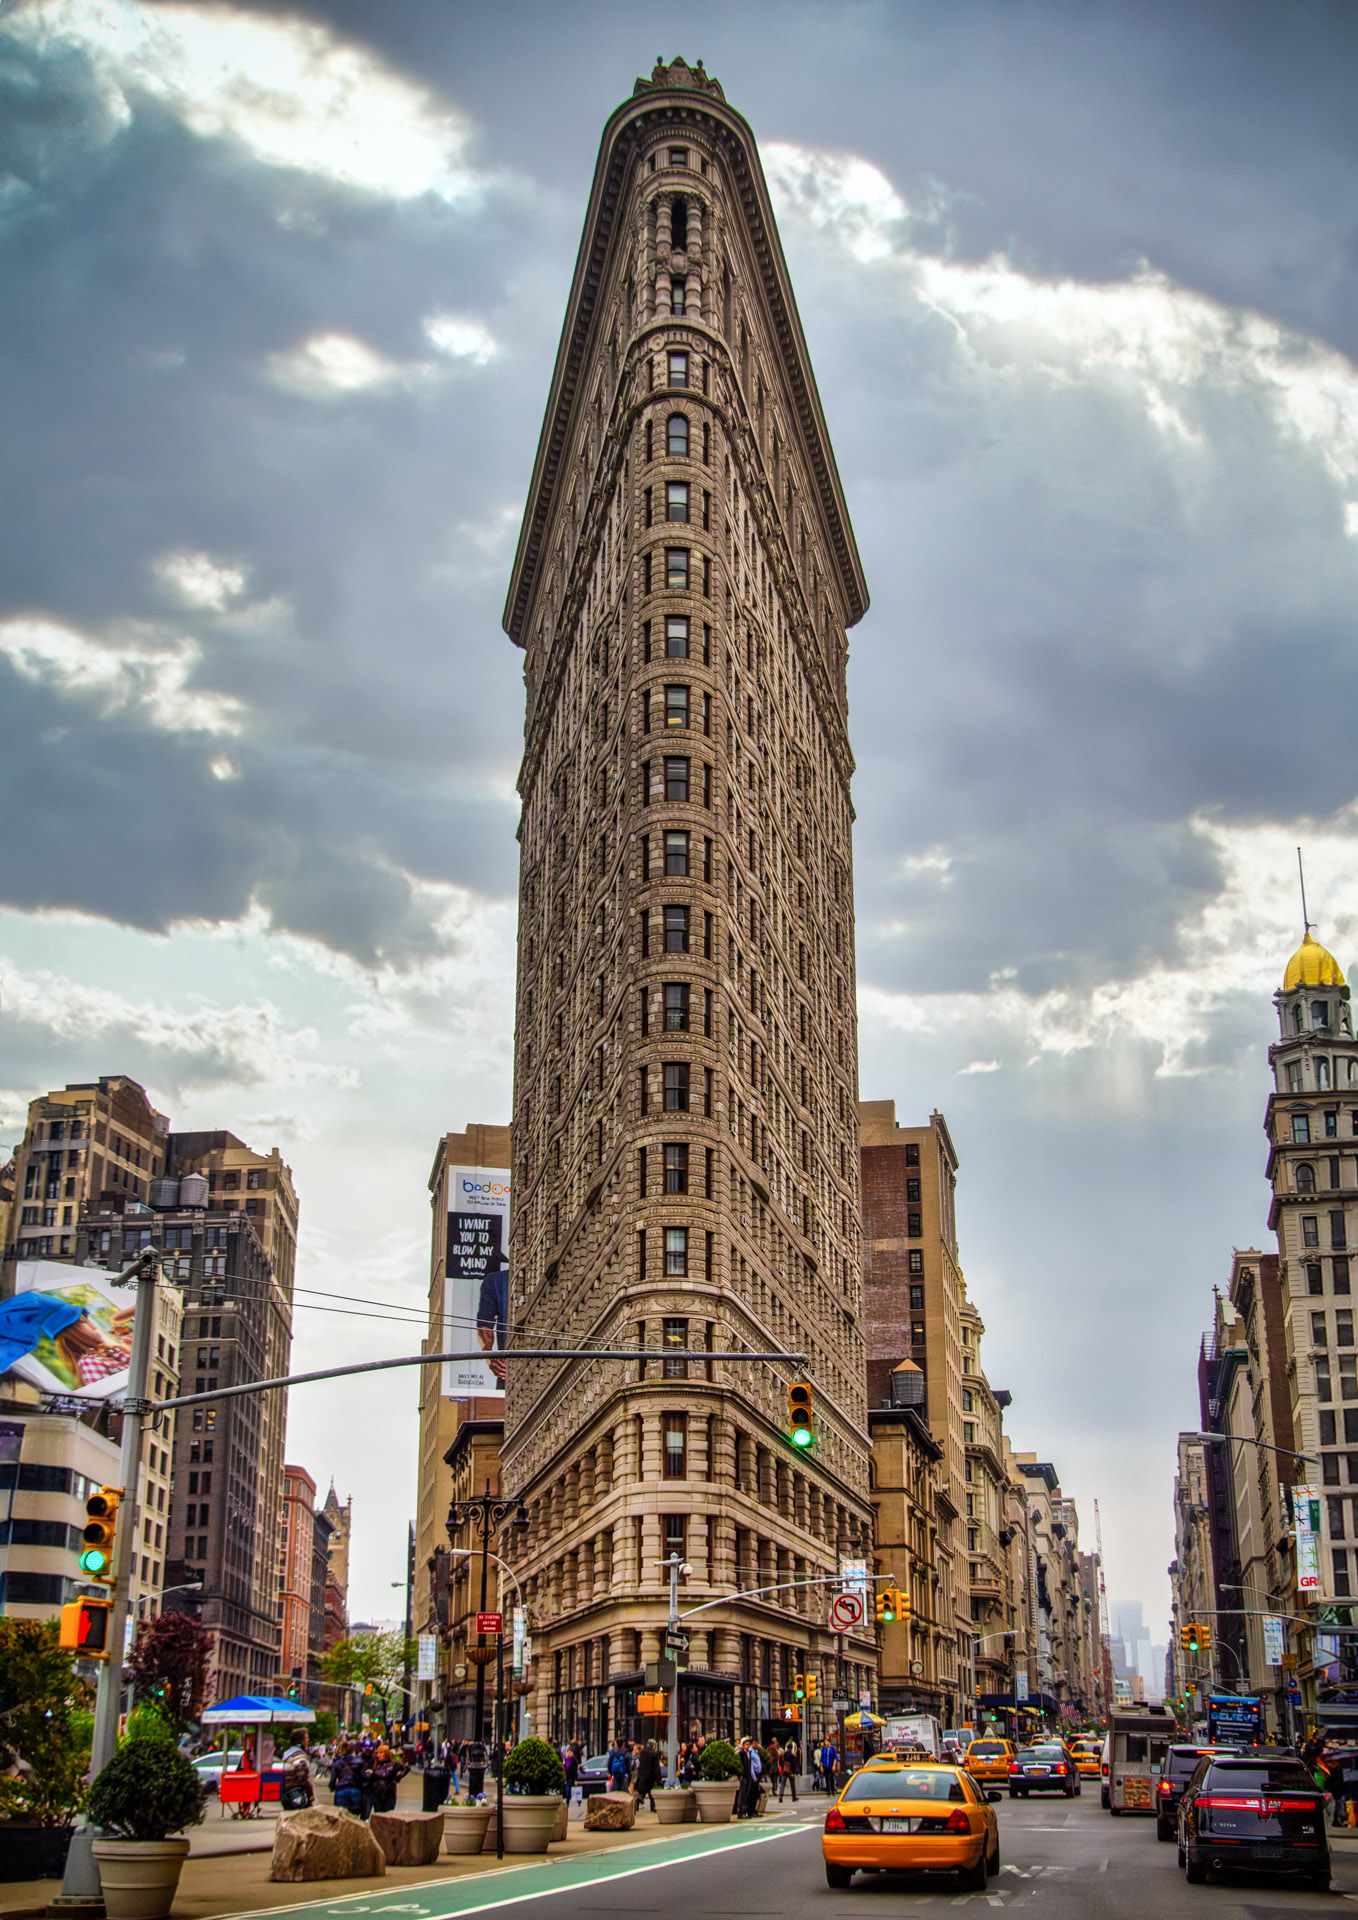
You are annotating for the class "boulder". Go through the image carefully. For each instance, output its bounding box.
[583,1791,636,1831]
[270,1808,387,1882]
[370,1810,445,1865]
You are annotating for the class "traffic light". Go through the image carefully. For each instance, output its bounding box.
[78,1487,120,1583]
[794,1672,806,1701]
[59,1595,111,1660]
[788,1382,815,1449]
[875,1588,908,1624]
[1199,1623,1212,1651]
[637,1690,668,1715]
[806,1673,819,1701]
[1183,1622,1201,1653]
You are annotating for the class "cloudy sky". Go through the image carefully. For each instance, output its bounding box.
[4,0,1358,1635]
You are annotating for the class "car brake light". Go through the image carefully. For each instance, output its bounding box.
[1159,1781,1173,1796]
[1008,1762,1019,1774]
[825,1807,847,1832]
[1053,1764,1066,1775]
[1265,1799,1320,1813]
[945,1810,972,1833]
[1197,1795,1261,1810]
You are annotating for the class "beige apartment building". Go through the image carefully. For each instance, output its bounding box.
[867,1367,947,1722]
[958,1297,1014,1709]
[499,57,876,1752]
[4,1075,171,1276]
[1169,1429,1217,1704]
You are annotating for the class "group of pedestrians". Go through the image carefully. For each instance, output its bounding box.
[328,1737,409,1820]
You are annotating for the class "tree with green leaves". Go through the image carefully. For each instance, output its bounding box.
[126,1611,215,1733]
[0,1619,91,1827]
[317,1629,414,1730]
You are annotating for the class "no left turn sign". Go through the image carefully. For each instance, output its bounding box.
[829,1590,865,1633]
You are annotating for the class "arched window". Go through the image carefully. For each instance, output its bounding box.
[667,414,688,458]
[1297,1162,1317,1193]
[1314,1000,1332,1029]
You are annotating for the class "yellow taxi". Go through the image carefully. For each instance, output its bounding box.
[823,1757,1000,1891]
[1069,1736,1102,1779]
[964,1737,1015,1792]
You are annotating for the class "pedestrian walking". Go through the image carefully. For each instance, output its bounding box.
[777,1740,799,1801]
[633,1739,662,1812]
[607,1740,629,1792]
[329,1740,365,1817]
[818,1737,839,1794]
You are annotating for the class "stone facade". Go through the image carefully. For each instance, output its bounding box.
[500,58,875,1750]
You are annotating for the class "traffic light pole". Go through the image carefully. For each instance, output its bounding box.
[90,1251,158,1773]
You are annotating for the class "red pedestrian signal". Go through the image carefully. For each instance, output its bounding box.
[59,1596,112,1660]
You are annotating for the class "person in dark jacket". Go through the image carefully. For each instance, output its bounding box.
[735,1738,760,1818]
[633,1740,662,1812]
[329,1741,365,1817]
[369,1743,407,1816]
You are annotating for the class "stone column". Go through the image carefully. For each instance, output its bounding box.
[713,1625,742,1677]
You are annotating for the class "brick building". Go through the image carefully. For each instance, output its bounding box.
[499,56,876,1750]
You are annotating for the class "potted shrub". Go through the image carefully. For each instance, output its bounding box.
[692,1739,741,1824]
[497,1737,566,1852]
[87,1738,206,1919]
[442,1792,492,1855]
[655,1782,695,1825]
[0,1620,91,1882]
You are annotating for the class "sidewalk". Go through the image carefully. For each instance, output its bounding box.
[0,1796,819,1919]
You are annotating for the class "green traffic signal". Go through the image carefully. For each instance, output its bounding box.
[78,1546,110,1575]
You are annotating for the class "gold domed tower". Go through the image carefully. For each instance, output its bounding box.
[1266,914,1357,1615]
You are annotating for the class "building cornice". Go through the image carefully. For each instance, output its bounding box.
[502,74,868,650]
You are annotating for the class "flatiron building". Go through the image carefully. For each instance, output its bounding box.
[501,57,875,1748]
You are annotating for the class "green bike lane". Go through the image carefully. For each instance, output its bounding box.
[225,1814,817,1920]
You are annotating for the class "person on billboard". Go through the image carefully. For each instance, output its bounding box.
[475,1252,510,1383]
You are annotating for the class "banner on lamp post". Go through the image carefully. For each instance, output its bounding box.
[417,1634,438,1682]
[1262,1616,1285,1666]
[1295,1484,1321,1593]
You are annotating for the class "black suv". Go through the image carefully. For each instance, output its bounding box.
[1155,1745,1224,1841]
[1177,1752,1329,1889]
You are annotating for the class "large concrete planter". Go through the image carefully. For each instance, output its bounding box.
[692,1780,738,1824]
[442,1804,492,1855]
[91,1837,191,1920]
[551,1796,569,1842]
[655,1790,695,1825]
[497,1795,562,1853]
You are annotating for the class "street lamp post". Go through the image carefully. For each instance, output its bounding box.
[446,1484,528,1782]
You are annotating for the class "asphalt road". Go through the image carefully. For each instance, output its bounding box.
[241,1790,1358,1920]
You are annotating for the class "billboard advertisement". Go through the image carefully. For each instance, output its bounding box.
[1295,1483,1322,1593]
[0,1261,136,1400]
[442,1165,510,1399]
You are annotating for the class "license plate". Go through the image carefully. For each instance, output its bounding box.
[1029,1767,1048,1775]
[880,1818,914,1833]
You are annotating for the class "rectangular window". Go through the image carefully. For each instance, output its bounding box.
[669,147,688,168]
[665,1226,688,1276]
[664,905,690,952]
[665,830,689,875]
[1340,1310,1355,1346]
[908,1250,923,1274]
[666,547,689,589]
[1322,1410,1338,1446]
[663,1415,687,1478]
[906,1178,921,1203]
[665,982,690,1030]
[1342,1355,1358,1400]
[702,762,712,806]
[665,1144,689,1194]
[1338,1257,1352,1294]
[1295,1113,1312,1143]
[907,1211,922,1238]
[1336,1548,1352,1598]
[1305,1216,1320,1247]
[1328,1110,1340,1138]
[641,759,651,805]
[1309,1262,1325,1294]
[641,907,650,958]
[668,351,688,387]
[905,1143,920,1167]
[1315,1311,1330,1346]
[639,1066,650,1114]
[665,684,689,728]
[667,481,689,522]
[704,1066,713,1116]
[1318,1357,1334,1402]
[666,616,689,657]
[663,1318,687,1378]
[962,1388,974,1412]
[703,986,713,1035]
[665,757,690,801]
[663,1514,687,1559]
[1334,1210,1349,1250]
[705,1148,714,1199]
[638,1146,648,1197]
[963,1421,976,1444]
[664,1063,690,1111]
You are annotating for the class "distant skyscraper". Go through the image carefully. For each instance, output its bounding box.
[501,57,875,1747]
